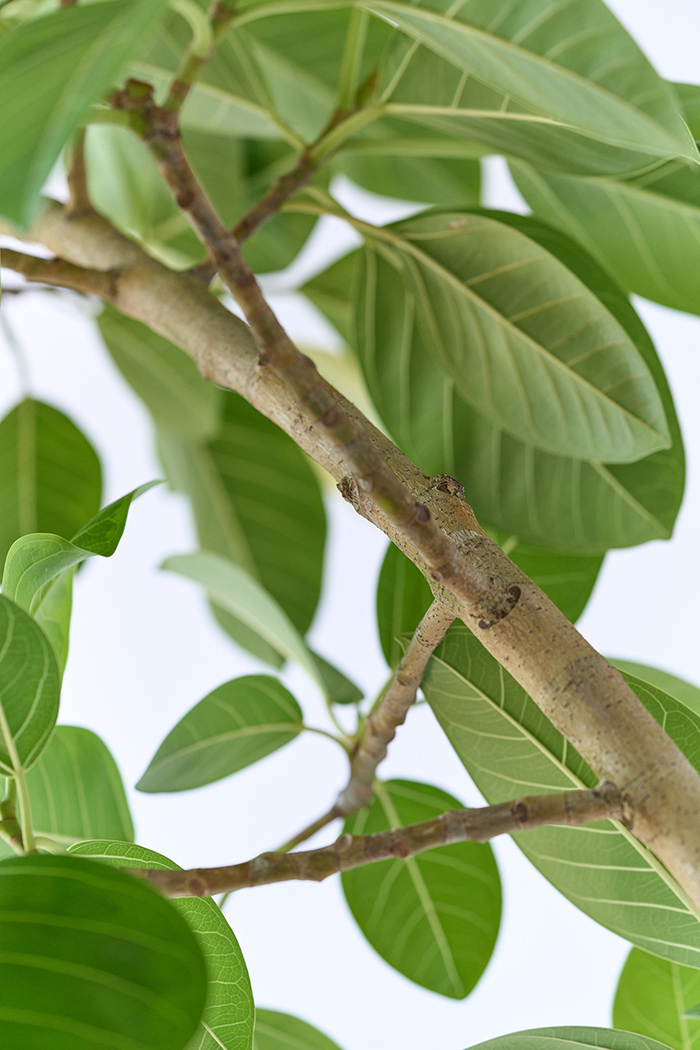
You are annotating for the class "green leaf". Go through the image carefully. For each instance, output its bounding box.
[157,391,325,660]
[611,662,700,713]
[70,840,254,1050]
[422,624,700,967]
[0,0,171,226]
[0,595,60,775]
[468,1027,675,1050]
[376,543,434,668]
[510,155,700,316]
[254,1010,343,1050]
[356,209,670,463]
[0,399,101,568]
[675,83,700,139]
[302,252,360,344]
[163,552,325,692]
[0,853,207,1050]
[368,0,698,176]
[137,675,303,793]
[2,482,159,616]
[12,725,134,848]
[342,779,501,999]
[613,947,700,1050]
[34,563,75,675]
[310,652,363,705]
[355,211,683,551]
[98,306,222,440]
[337,148,481,207]
[377,535,602,671]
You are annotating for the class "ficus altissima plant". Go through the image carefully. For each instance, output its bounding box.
[0,0,699,1047]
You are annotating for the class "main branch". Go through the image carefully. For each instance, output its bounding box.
[5,201,700,909]
[132,784,623,898]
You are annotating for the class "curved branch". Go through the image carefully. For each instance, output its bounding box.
[131,784,624,898]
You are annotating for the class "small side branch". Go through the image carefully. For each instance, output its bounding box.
[132,783,623,898]
[165,0,236,115]
[336,600,455,814]
[66,129,92,219]
[0,250,117,299]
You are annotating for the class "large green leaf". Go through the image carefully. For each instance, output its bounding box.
[254,1010,343,1050]
[469,1027,675,1050]
[70,840,254,1050]
[376,542,434,668]
[422,624,700,966]
[0,853,207,1050]
[2,483,159,617]
[0,0,171,225]
[302,252,360,344]
[612,663,700,713]
[98,307,222,440]
[354,212,683,551]
[158,391,325,660]
[0,399,101,568]
[614,947,700,1050]
[356,209,670,463]
[0,595,60,775]
[137,675,303,793]
[163,552,325,691]
[342,780,501,999]
[338,148,481,206]
[23,725,133,848]
[366,0,697,176]
[511,156,700,316]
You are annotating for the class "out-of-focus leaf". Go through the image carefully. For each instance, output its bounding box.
[356,209,669,463]
[158,391,325,662]
[376,543,434,668]
[342,779,501,998]
[368,0,698,176]
[0,0,171,225]
[468,1027,676,1050]
[137,675,303,793]
[338,149,481,207]
[613,947,700,1050]
[355,211,683,551]
[0,595,60,774]
[0,399,101,568]
[70,840,254,1050]
[310,651,363,705]
[0,852,207,1049]
[302,252,359,344]
[254,1010,343,1050]
[98,306,222,440]
[163,552,325,692]
[423,625,700,966]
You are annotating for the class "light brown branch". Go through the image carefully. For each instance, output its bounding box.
[131,784,624,897]
[65,130,92,219]
[1,249,117,298]
[12,198,700,911]
[336,600,455,814]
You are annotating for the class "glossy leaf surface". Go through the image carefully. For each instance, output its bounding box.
[0,399,101,568]
[614,947,700,1050]
[70,840,254,1050]
[163,552,324,691]
[158,392,325,660]
[342,780,501,998]
[254,1010,343,1050]
[355,212,683,550]
[0,853,207,1049]
[423,625,700,966]
[137,676,303,793]
[0,595,60,774]
[0,0,170,225]
[368,0,697,176]
[469,1027,675,1050]
[356,210,669,463]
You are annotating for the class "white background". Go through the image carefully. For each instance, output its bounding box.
[1,2,700,1048]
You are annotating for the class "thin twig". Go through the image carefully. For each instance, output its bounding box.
[165,0,236,115]
[132,783,624,898]
[65,129,92,219]
[111,84,513,630]
[336,600,455,814]
[1,249,118,299]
